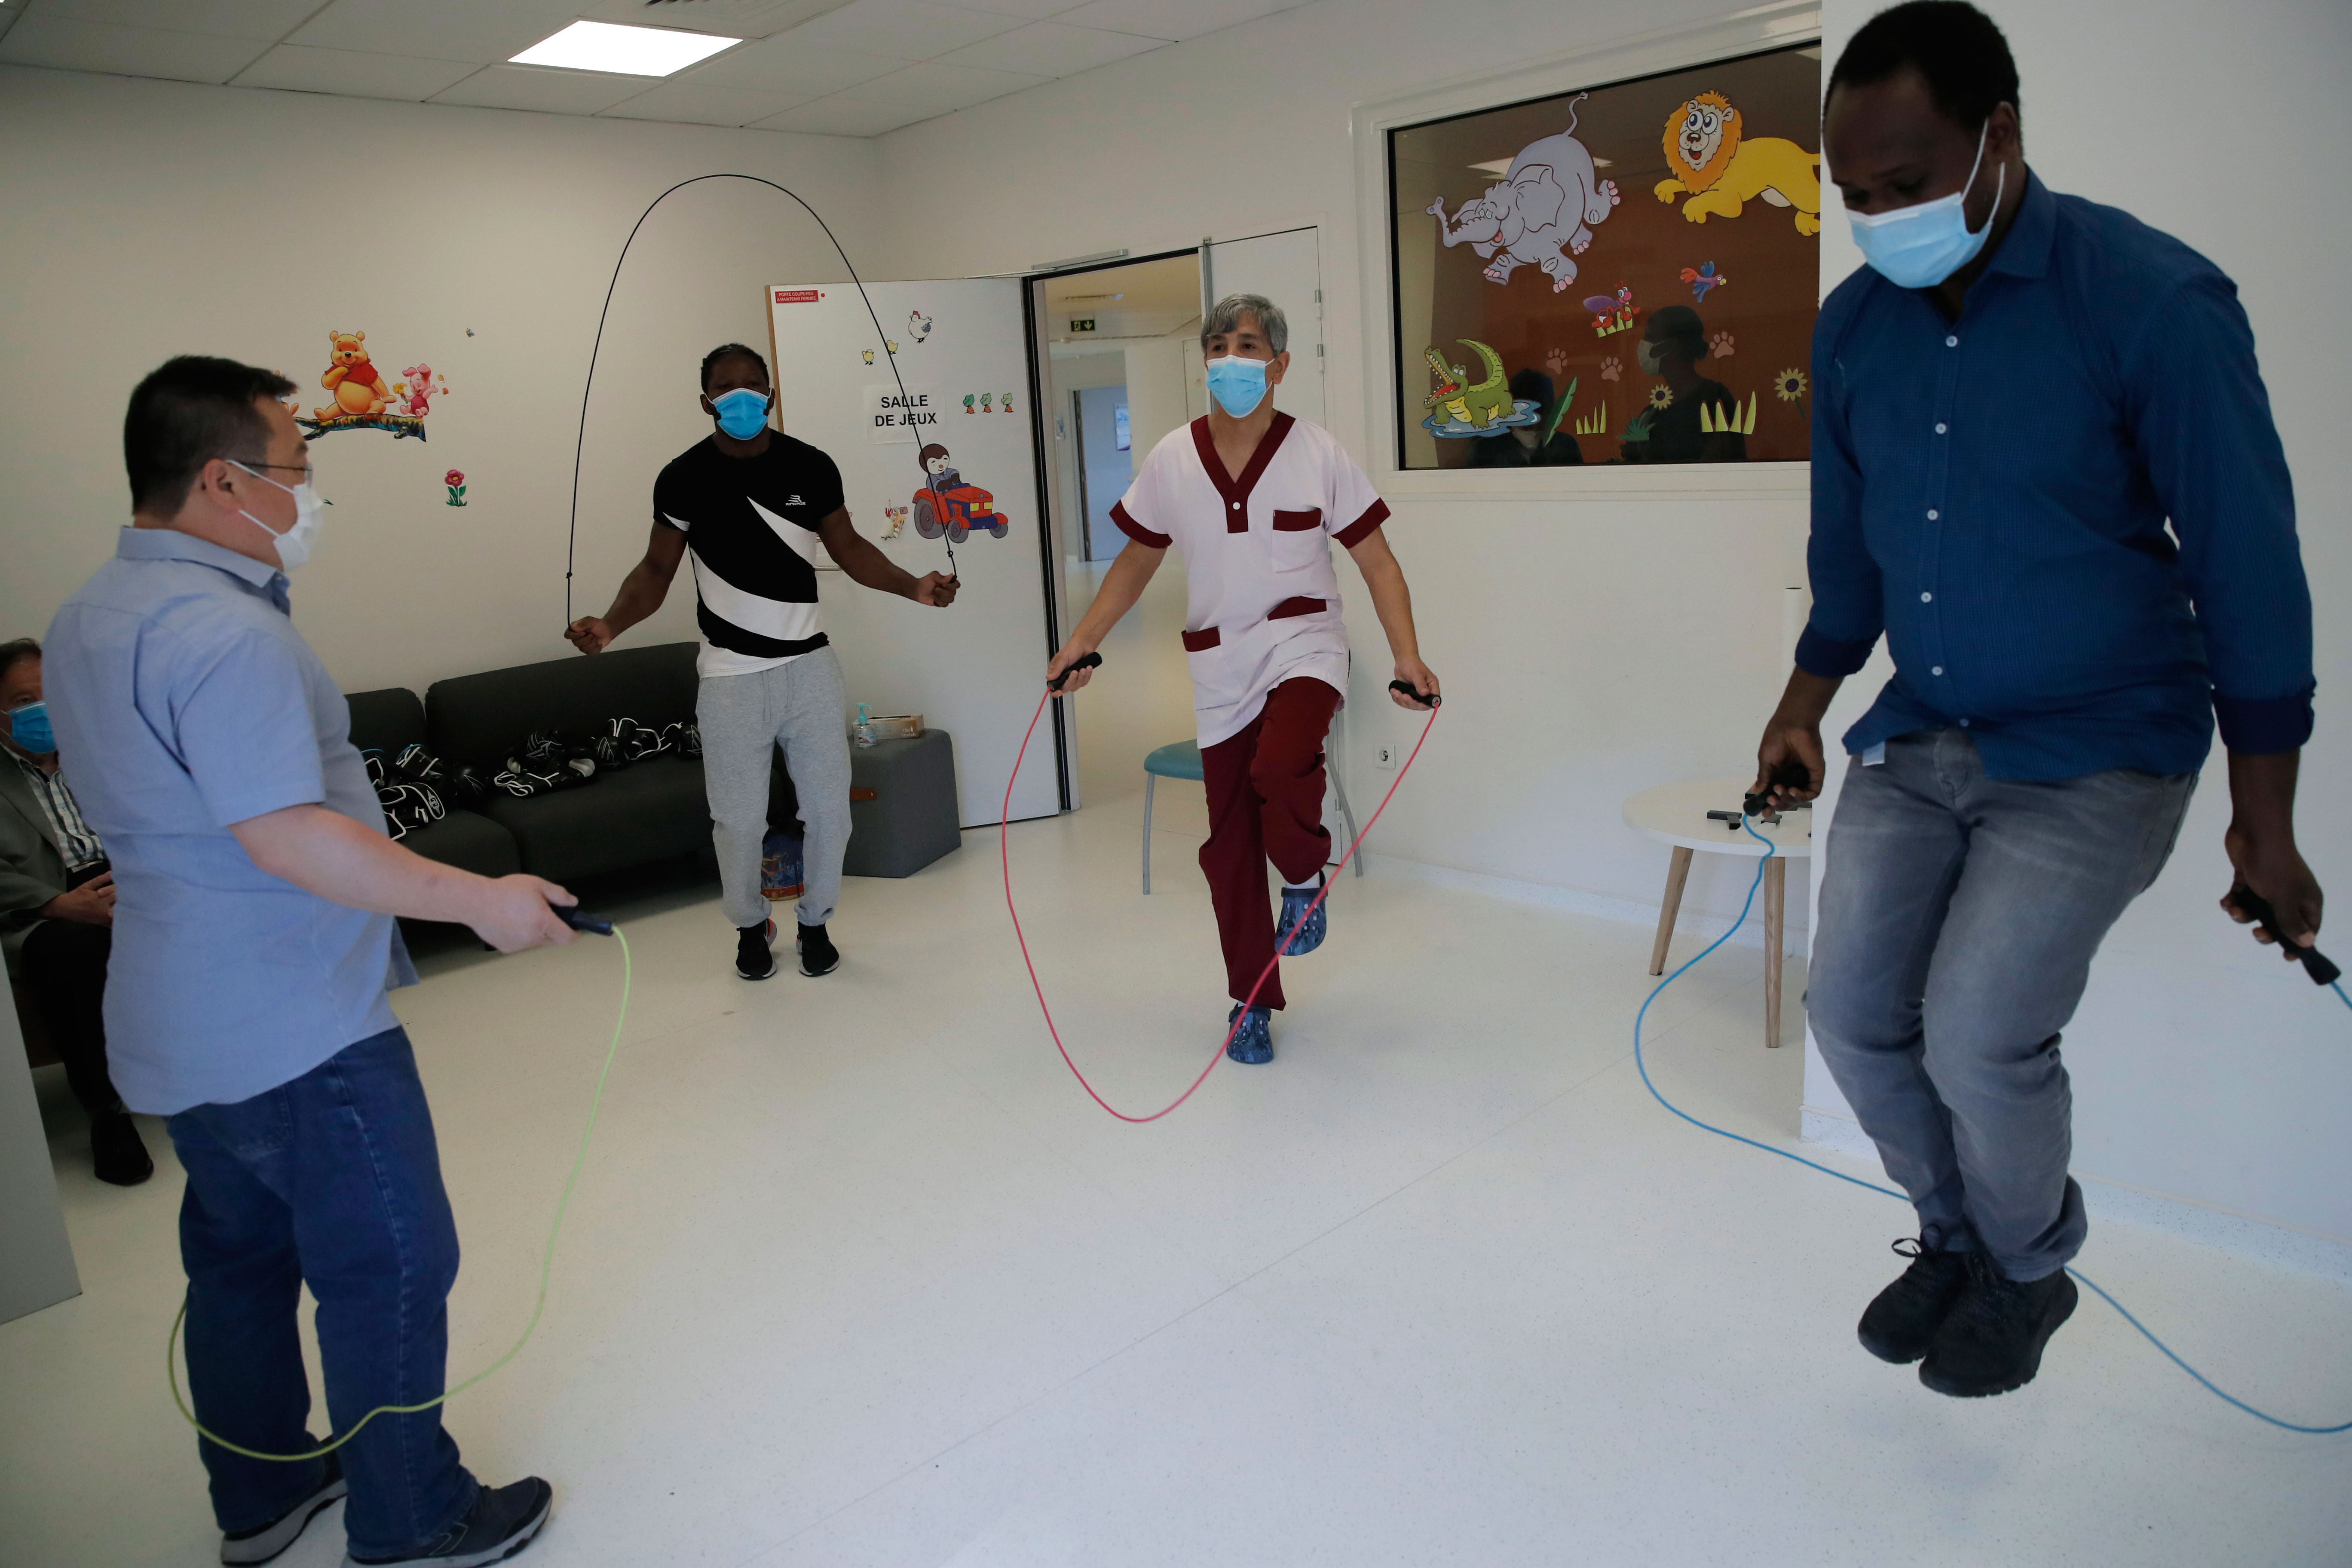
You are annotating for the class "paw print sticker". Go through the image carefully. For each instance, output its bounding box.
[1545,347,1568,378]
[1600,356,1623,382]
[1710,331,1736,359]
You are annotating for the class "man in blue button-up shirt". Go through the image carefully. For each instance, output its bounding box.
[1750,4,2321,1401]
[46,358,573,1566]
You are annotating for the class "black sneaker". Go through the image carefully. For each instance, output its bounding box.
[797,922,839,977]
[1856,1237,1970,1364]
[91,1108,154,1186]
[347,1476,551,1566]
[736,918,777,980]
[1918,1250,2079,1398]
[221,1448,344,1565]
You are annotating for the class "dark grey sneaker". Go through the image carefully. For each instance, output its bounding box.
[221,1449,344,1565]
[1857,1237,1972,1364]
[1918,1251,2079,1398]
[797,921,839,977]
[736,918,777,980]
[346,1476,551,1567]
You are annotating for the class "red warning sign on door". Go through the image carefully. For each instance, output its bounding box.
[773,288,823,304]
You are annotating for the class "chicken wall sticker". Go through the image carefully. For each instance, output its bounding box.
[1653,92,1822,236]
[1425,92,1620,291]
[297,330,445,441]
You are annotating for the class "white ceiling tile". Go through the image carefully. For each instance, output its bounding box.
[290,0,588,66]
[232,43,481,101]
[429,64,649,115]
[577,0,857,39]
[36,1,325,42]
[934,18,1160,76]
[778,0,1024,62]
[750,94,937,136]
[0,15,273,84]
[938,0,1092,17]
[598,80,810,127]
[1052,0,1304,43]
[833,58,1049,112]
[683,38,905,96]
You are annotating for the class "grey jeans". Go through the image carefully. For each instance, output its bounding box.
[698,648,851,931]
[1808,729,2195,1280]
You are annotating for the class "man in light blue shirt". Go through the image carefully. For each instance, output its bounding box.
[45,357,573,1568]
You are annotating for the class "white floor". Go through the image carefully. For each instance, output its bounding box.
[7,775,2351,1567]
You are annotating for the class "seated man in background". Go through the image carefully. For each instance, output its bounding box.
[0,637,149,1184]
[567,342,958,983]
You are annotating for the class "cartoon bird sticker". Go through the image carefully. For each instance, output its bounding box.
[1680,262,1729,304]
[1583,284,1639,337]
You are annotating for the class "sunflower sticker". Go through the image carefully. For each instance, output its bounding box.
[1773,367,1810,411]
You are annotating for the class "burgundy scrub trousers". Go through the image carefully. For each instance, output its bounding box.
[1197,675,1343,1011]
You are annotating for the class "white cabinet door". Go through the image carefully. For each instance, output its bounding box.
[766,279,1059,826]
[1206,227,1323,427]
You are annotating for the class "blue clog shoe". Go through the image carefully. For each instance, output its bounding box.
[1226,1003,1274,1064]
[1278,873,1328,956]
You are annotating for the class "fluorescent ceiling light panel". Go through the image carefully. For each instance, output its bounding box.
[510,21,738,77]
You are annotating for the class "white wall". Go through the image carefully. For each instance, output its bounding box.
[874,0,1815,939]
[1795,0,2349,1244]
[0,67,882,697]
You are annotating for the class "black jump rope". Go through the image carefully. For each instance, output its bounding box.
[172,183,2346,1463]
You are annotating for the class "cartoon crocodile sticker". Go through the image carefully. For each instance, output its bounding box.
[1422,338,1514,429]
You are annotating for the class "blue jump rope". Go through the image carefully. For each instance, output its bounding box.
[1637,815,2351,1434]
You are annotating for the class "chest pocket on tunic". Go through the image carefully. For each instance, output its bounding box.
[1269,508,1326,572]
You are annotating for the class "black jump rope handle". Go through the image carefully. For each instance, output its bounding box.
[552,904,614,937]
[2227,887,2340,986]
[1744,758,1813,818]
[1388,680,1440,709]
[1048,651,1102,693]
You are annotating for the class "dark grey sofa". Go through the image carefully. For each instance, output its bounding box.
[346,641,796,885]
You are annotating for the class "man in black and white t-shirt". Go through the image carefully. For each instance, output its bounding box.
[568,343,956,979]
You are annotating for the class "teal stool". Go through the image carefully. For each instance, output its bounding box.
[1141,738,1360,893]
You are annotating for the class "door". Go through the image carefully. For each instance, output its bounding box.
[1204,227,1324,427]
[765,279,1060,826]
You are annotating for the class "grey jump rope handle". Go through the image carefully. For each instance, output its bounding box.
[553,904,614,936]
[2228,887,2340,986]
[1049,652,1102,693]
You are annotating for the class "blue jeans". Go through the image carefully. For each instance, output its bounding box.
[167,1026,478,1558]
[1808,731,2195,1280]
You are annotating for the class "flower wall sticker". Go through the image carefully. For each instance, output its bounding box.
[1774,367,1810,404]
[1600,356,1623,382]
[1710,330,1736,358]
[444,469,467,507]
[1647,383,1675,410]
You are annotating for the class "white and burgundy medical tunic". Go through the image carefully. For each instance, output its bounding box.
[1111,413,1390,747]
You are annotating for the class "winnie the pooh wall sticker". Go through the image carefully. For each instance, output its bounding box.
[298,330,445,441]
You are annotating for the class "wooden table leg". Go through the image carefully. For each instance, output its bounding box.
[1763,855,1787,1048]
[1649,846,1694,976]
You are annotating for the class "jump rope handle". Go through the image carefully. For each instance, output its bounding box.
[1745,758,1813,818]
[2226,887,2340,986]
[552,903,614,937]
[1388,679,1440,709]
[1049,652,1102,693]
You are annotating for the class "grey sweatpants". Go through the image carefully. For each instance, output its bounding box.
[1808,729,2195,1280]
[698,648,851,931]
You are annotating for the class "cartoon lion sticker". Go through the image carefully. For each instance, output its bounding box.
[1653,92,1822,237]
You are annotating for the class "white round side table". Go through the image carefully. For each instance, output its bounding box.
[1622,776,1814,1048]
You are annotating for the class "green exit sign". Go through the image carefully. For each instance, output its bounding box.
[1069,318,1096,333]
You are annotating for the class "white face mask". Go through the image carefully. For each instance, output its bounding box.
[231,460,327,572]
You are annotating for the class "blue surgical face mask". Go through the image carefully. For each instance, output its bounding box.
[1845,120,2005,290]
[6,700,54,756]
[1204,354,1273,418]
[711,388,771,440]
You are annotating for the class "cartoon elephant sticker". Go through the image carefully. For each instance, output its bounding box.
[1425,92,1620,292]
